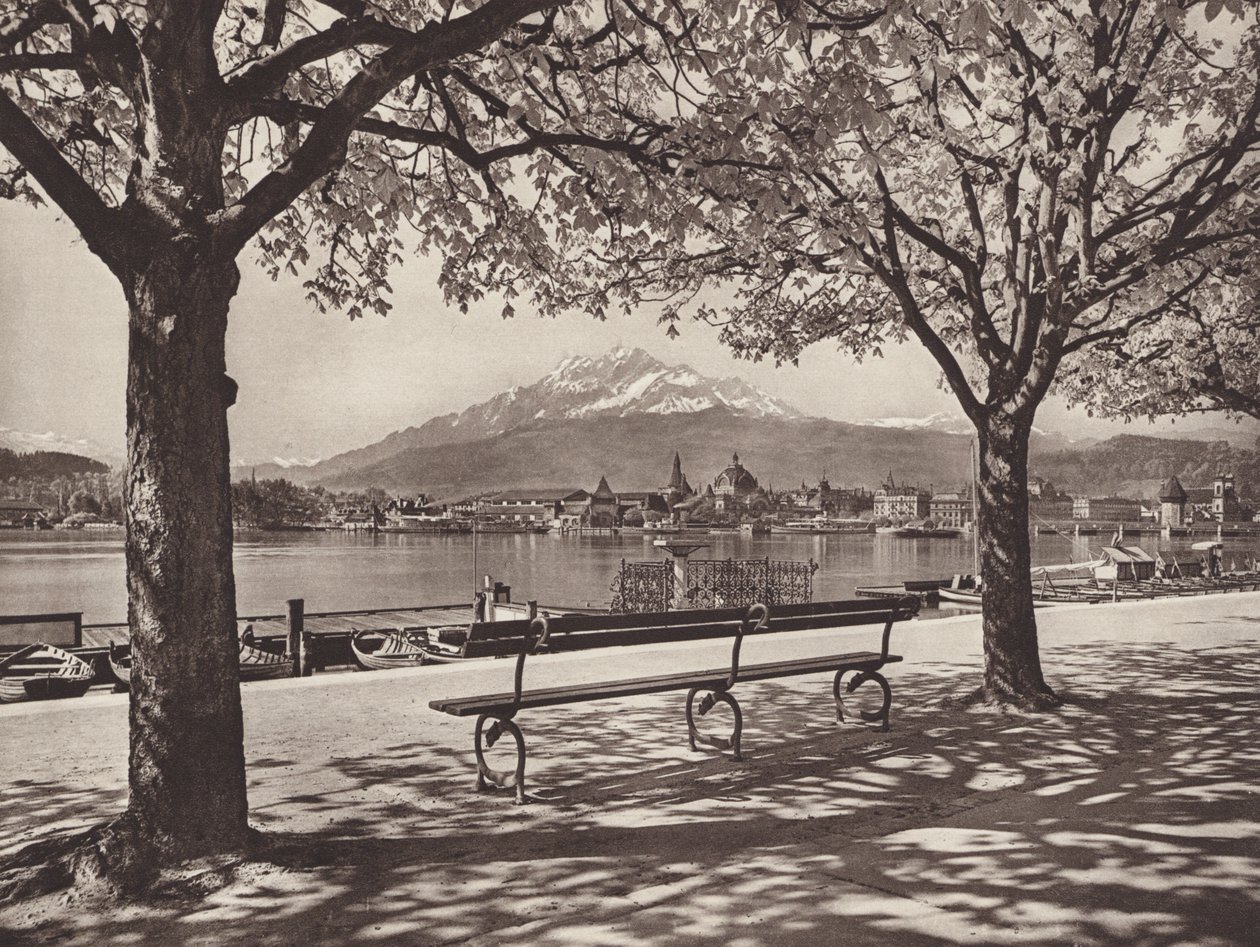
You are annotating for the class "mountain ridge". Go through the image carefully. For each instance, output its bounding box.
[234,348,1260,496]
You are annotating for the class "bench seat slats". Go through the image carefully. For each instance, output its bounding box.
[430,650,900,716]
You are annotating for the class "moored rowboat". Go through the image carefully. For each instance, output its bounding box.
[239,628,289,680]
[108,640,131,689]
[0,642,94,703]
[350,628,428,671]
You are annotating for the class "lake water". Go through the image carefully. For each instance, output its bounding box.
[2,528,1242,625]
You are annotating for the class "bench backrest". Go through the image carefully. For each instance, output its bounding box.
[458,597,919,660]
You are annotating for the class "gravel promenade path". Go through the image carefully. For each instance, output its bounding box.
[2,592,1258,945]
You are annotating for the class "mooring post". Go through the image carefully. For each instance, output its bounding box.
[527,600,537,620]
[287,598,305,678]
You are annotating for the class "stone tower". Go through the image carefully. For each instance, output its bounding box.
[1158,475,1187,527]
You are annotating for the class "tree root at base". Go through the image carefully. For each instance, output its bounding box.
[944,682,1065,713]
[0,814,268,904]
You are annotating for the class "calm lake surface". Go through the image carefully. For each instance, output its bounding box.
[2,528,1244,624]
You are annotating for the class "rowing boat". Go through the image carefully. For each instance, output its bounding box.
[350,628,428,671]
[107,640,131,689]
[239,628,289,680]
[0,642,94,703]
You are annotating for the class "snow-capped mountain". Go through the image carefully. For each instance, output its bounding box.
[257,348,804,485]
[433,347,801,440]
[0,427,124,469]
[860,412,976,436]
[860,413,1096,453]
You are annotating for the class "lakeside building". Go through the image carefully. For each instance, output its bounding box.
[0,498,48,528]
[874,473,930,520]
[477,503,553,525]
[1072,496,1143,522]
[928,491,974,529]
[1028,479,1075,521]
[1178,473,1253,524]
[1159,476,1189,526]
[712,452,760,513]
[589,476,618,527]
[660,452,695,509]
[780,476,873,518]
[1210,474,1245,522]
[489,488,591,520]
[609,454,698,525]
[1029,494,1074,520]
[617,491,671,522]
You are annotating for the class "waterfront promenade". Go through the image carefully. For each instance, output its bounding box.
[2,593,1259,944]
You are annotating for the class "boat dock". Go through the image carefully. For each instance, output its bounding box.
[80,603,476,654]
[855,578,952,604]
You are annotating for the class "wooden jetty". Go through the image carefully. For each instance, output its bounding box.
[856,578,952,605]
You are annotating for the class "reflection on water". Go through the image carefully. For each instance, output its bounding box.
[0,529,1251,624]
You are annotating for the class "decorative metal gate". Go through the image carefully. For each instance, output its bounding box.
[609,559,674,614]
[684,557,816,609]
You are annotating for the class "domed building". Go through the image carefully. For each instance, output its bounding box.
[713,452,760,511]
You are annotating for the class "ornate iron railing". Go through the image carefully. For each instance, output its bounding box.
[684,557,816,609]
[611,556,816,612]
[609,559,674,614]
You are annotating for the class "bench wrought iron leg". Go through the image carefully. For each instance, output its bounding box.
[685,687,744,761]
[834,670,893,732]
[474,713,528,804]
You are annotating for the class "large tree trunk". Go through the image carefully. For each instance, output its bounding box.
[975,412,1058,708]
[119,244,250,858]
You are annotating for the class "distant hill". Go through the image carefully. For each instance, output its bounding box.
[1031,435,1260,499]
[0,448,109,480]
[0,428,123,469]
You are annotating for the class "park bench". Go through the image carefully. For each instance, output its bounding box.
[429,597,919,803]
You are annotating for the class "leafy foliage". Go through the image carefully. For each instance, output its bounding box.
[231,477,327,528]
[1058,260,1260,420]
[563,1,1260,441]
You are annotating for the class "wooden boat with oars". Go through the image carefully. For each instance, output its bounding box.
[0,642,94,703]
[350,628,428,671]
[239,626,289,681]
[107,640,132,690]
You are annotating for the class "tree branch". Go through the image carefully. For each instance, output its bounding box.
[0,52,83,72]
[249,95,656,169]
[215,0,564,251]
[227,14,415,103]
[0,86,121,269]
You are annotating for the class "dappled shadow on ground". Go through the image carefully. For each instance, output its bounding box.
[4,638,1260,945]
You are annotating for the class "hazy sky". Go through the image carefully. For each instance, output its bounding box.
[0,200,1246,465]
